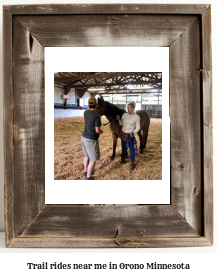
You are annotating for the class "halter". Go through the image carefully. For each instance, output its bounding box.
[101,102,122,127]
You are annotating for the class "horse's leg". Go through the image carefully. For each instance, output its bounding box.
[137,130,143,153]
[110,133,118,160]
[142,128,149,150]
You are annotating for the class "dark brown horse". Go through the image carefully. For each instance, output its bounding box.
[96,96,150,160]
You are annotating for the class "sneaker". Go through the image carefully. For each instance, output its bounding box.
[86,177,94,180]
[83,171,94,178]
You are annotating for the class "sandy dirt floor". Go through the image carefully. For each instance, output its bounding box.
[54,116,162,180]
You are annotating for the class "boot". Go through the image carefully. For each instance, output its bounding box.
[130,160,135,170]
[121,155,126,164]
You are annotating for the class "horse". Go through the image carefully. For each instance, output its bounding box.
[96,96,150,160]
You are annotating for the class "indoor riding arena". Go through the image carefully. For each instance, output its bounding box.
[54,72,162,180]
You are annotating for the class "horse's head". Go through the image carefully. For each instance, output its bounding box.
[96,96,107,116]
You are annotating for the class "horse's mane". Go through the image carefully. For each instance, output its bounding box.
[105,101,126,119]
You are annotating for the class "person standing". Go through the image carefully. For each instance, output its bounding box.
[118,101,140,170]
[81,97,103,180]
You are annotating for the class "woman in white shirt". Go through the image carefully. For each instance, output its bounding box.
[118,101,140,170]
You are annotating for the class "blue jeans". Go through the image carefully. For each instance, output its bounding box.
[121,136,135,161]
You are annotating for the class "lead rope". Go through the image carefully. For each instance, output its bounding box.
[103,117,114,126]
[126,135,138,155]
[134,137,138,155]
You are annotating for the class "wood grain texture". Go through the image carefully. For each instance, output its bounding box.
[3,4,207,15]
[3,4,212,248]
[20,205,199,238]
[16,15,197,47]
[7,237,212,248]
[3,7,14,247]
[170,17,202,234]
[202,6,212,129]
[204,125,213,243]
[201,6,213,244]
[13,17,45,237]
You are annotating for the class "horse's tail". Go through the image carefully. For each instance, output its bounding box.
[143,113,150,149]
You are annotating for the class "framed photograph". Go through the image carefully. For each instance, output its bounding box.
[4,4,213,248]
[48,48,170,205]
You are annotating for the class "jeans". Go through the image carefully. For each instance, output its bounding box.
[121,136,135,161]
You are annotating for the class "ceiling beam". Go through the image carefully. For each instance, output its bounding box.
[62,80,162,89]
[54,84,64,89]
[65,84,71,94]
[75,89,87,99]
[97,91,162,95]
[91,87,162,93]
[54,72,162,83]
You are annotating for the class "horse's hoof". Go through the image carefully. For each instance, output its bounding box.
[110,156,115,160]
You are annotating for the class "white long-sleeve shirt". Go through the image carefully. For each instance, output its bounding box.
[119,113,140,133]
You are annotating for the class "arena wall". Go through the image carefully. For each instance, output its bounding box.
[54,87,77,105]
[54,87,90,118]
[54,87,65,105]
[54,109,85,118]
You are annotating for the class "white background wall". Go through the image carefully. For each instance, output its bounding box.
[54,87,78,105]
[54,86,90,118]
[54,109,85,118]
[54,87,65,104]
[0,0,216,261]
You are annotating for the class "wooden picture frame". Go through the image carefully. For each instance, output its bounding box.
[3,4,213,248]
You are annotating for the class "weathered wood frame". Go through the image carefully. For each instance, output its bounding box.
[3,4,212,248]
